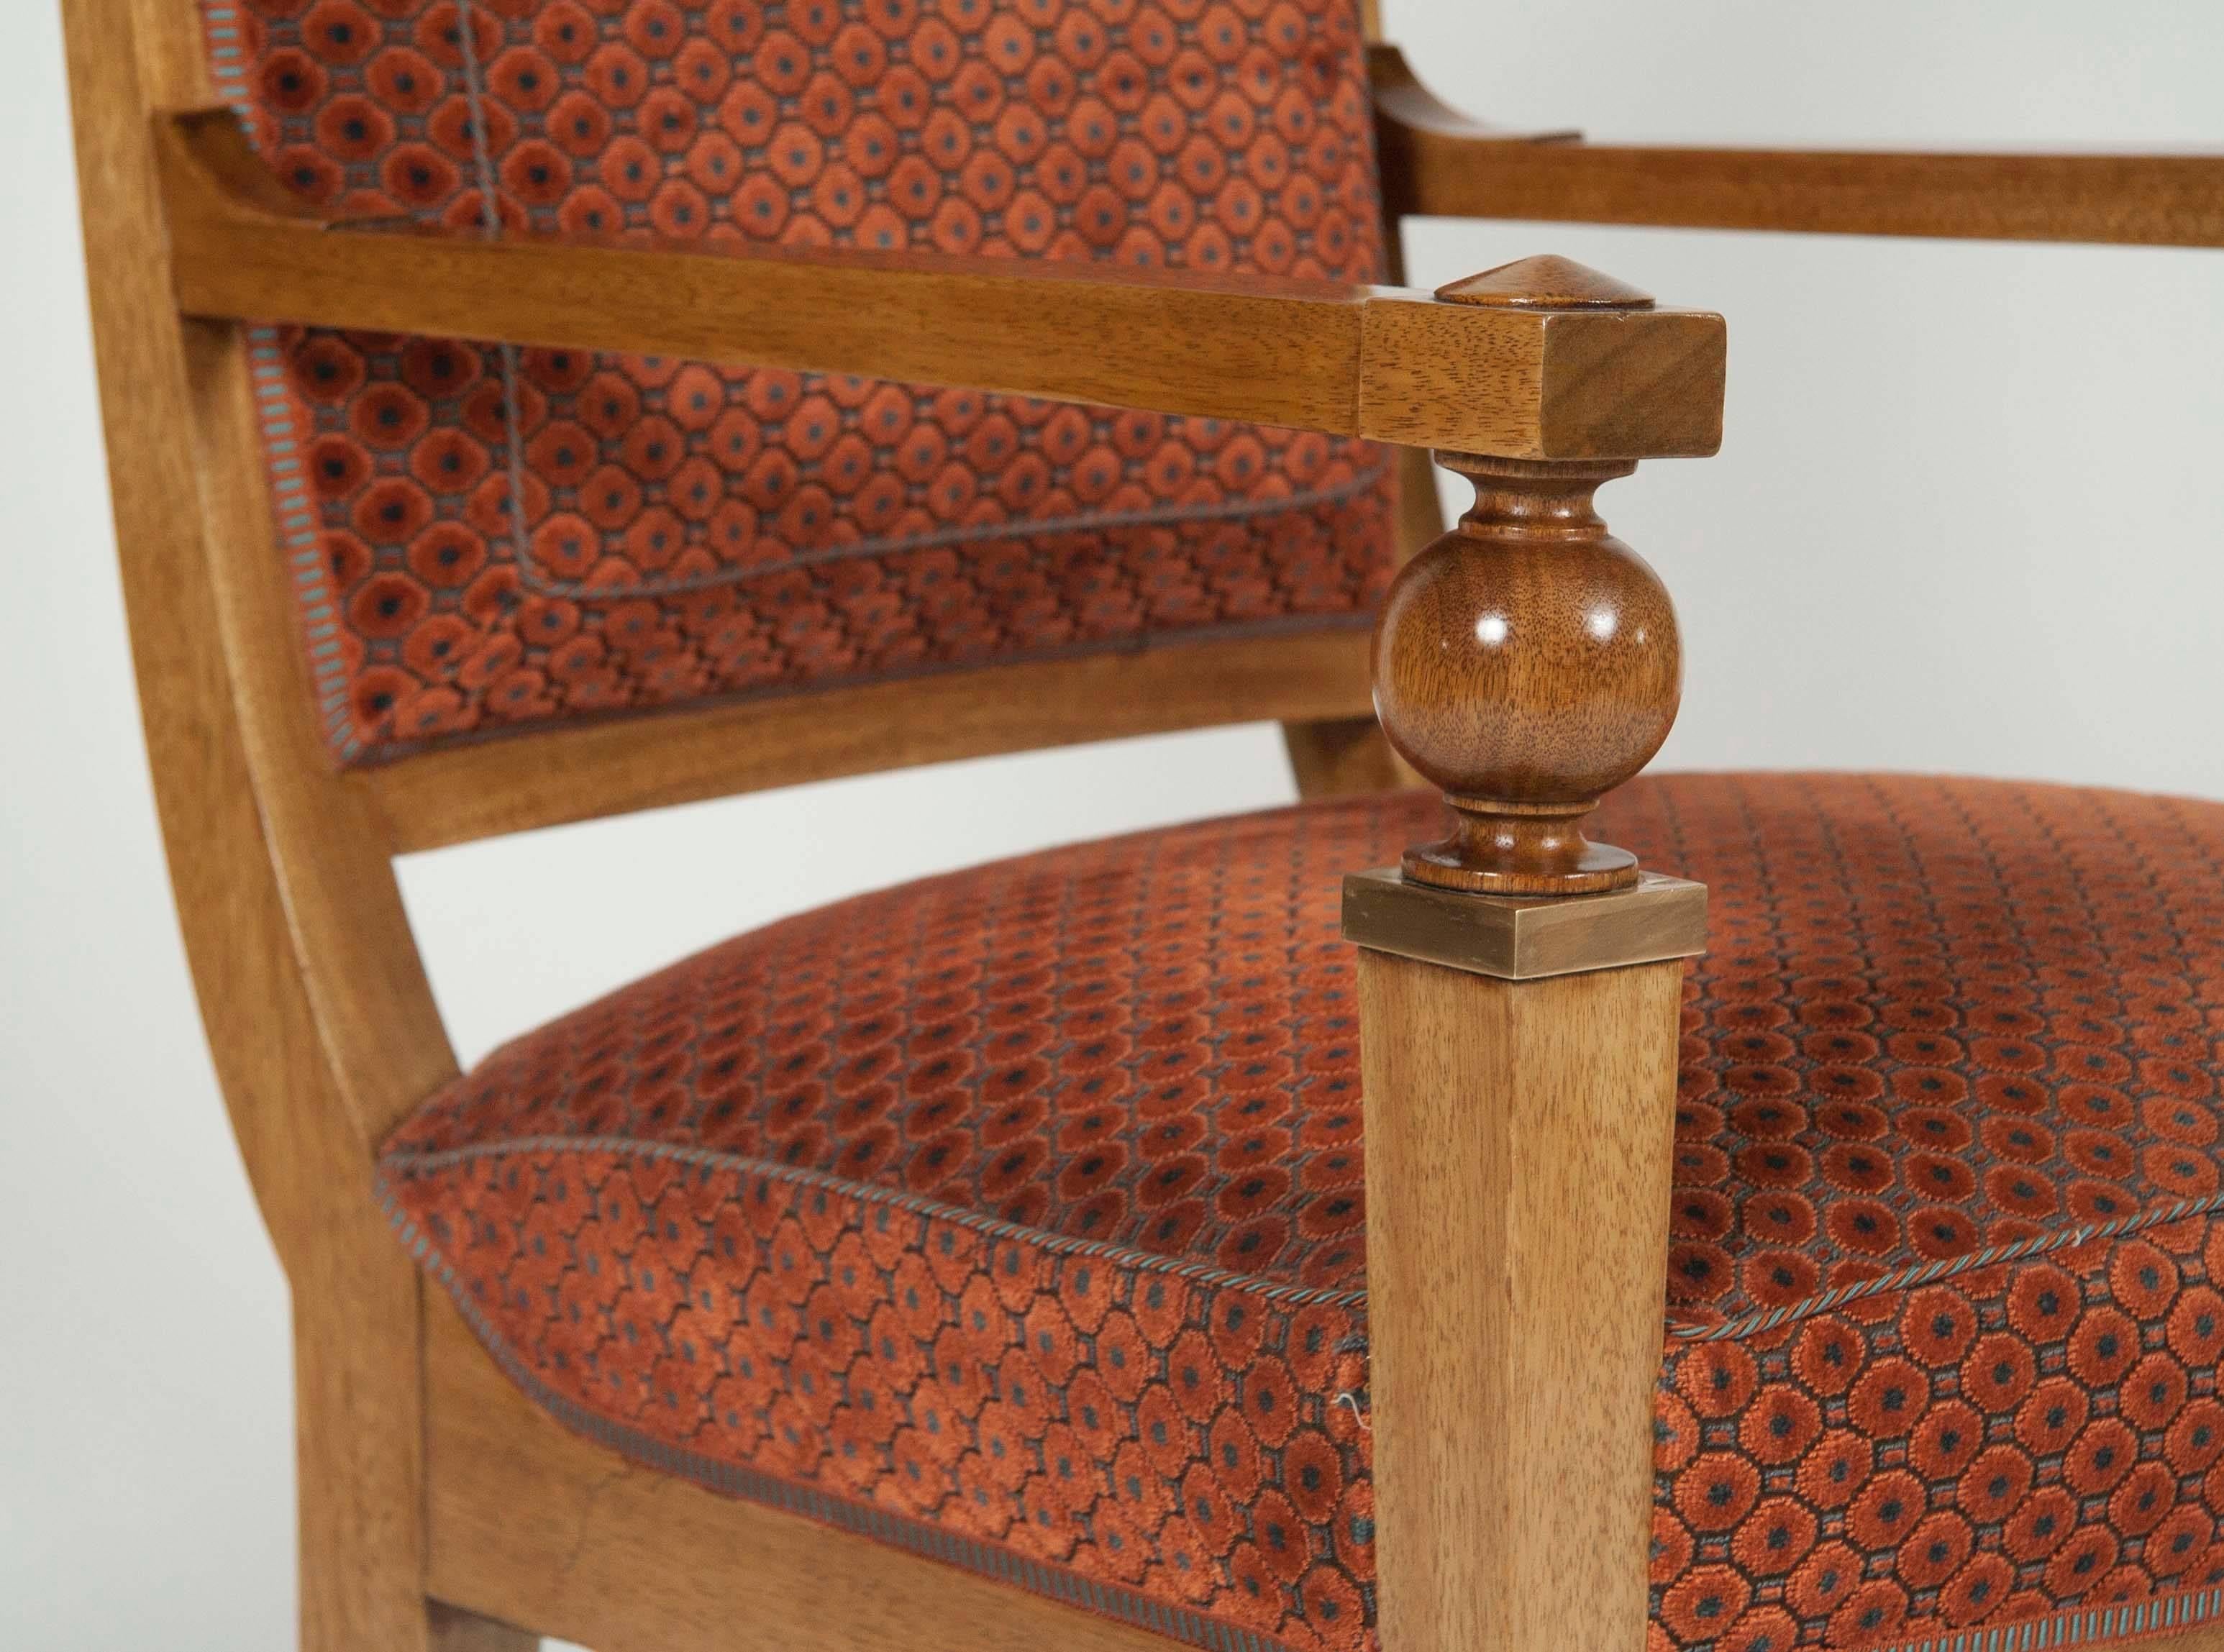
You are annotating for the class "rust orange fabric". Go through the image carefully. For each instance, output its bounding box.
[204,0,1396,763]
[382,774,2224,1652]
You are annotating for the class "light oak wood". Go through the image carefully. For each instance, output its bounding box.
[65,1,443,1647]
[1354,951,1685,1652]
[422,1292,1177,1652]
[1371,43,2224,247]
[156,106,1726,465]
[2108,1627,2224,1652]
[1352,292,1724,461]
[183,319,457,1138]
[73,6,2211,1652]
[370,628,1374,852]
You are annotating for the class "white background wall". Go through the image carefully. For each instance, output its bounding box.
[5,1,2222,1646]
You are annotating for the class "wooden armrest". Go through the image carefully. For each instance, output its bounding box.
[1371,43,2224,247]
[154,107,1723,464]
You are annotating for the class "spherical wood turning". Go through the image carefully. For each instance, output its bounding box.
[1374,453,1682,895]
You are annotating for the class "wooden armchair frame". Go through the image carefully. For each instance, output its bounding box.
[63,1,2224,1650]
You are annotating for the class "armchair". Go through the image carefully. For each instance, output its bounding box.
[63,3,2224,1652]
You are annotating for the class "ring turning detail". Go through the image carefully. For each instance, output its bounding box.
[1372,256,1715,896]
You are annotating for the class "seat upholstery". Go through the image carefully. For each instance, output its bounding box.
[202,0,1395,764]
[381,772,2224,1652]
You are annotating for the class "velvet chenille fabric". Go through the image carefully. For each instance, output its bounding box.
[380,774,2224,1652]
[202,0,1396,764]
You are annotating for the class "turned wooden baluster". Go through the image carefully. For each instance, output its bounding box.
[1375,256,1684,895]
[1349,255,1723,1652]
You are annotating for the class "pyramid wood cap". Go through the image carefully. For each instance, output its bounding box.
[1435,255,1655,310]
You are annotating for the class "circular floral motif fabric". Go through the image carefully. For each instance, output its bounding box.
[382,773,2224,1652]
[204,0,1397,762]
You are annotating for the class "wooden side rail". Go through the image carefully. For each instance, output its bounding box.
[1372,45,2224,247]
[155,107,1723,465]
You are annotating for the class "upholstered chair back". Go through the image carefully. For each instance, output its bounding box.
[204,0,1395,763]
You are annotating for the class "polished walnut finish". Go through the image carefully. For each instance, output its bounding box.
[1371,260,1692,896]
[1369,44,2224,249]
[1436,255,1656,310]
[1377,452,1681,893]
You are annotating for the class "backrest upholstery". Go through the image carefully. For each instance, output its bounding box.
[204,0,1396,765]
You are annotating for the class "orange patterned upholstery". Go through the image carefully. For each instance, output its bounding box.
[202,0,1395,764]
[381,773,2224,1652]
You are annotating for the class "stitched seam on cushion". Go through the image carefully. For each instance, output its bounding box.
[377,1174,1303,1652]
[340,607,1374,765]
[450,2,1396,601]
[379,1133,1370,1310]
[501,459,1398,601]
[1670,1187,2224,1343]
[1859,1582,2224,1652]
[383,1058,2224,1337]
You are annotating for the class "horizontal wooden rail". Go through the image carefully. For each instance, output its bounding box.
[1372,45,2224,247]
[155,107,1724,465]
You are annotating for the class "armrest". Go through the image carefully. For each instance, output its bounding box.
[155,107,1723,463]
[1372,43,2224,247]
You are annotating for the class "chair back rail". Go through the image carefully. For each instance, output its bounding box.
[1371,43,2224,247]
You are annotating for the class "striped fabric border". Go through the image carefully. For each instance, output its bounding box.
[1870,1583,2224,1652]
[378,1173,1300,1652]
[380,1132,1370,1310]
[199,3,252,117]
[240,330,365,761]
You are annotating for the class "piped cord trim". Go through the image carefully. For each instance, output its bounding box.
[1861,1583,2224,1652]
[1669,1186,2224,1342]
[378,1171,1308,1652]
[379,1132,1372,1310]
[381,1128,2224,1338]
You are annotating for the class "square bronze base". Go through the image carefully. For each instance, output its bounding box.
[1341,867,1708,981]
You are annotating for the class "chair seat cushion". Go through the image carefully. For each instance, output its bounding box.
[380,772,2224,1652]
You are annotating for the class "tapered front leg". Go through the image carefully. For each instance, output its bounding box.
[1354,941,1687,1652]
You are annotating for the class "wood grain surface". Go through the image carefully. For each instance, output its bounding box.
[1371,43,2224,247]
[1357,951,1685,1652]
[157,106,1726,464]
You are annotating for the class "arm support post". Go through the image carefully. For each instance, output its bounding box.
[1348,254,1721,1652]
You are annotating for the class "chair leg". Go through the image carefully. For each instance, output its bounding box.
[1355,949,1685,1652]
[291,1196,439,1652]
[428,1601,539,1651]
